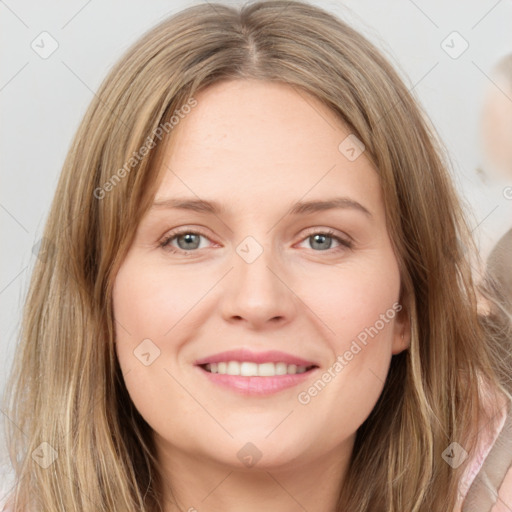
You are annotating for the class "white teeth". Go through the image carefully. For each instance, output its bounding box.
[226,361,240,375]
[258,362,275,376]
[275,362,287,375]
[240,362,258,376]
[204,361,311,376]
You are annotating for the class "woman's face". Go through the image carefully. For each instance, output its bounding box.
[112,79,409,472]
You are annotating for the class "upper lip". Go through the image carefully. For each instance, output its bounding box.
[194,348,318,367]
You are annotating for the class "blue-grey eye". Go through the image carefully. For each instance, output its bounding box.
[176,233,202,250]
[309,233,334,250]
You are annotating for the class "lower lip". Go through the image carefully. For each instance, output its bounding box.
[196,366,318,395]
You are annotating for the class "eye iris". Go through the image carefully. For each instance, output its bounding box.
[177,233,200,250]
[170,232,339,251]
[310,233,332,250]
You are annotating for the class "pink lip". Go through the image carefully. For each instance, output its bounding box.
[194,348,319,396]
[197,369,318,396]
[194,348,317,367]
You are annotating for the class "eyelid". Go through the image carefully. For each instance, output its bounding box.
[300,226,353,244]
[158,226,216,250]
[295,227,353,252]
[159,226,353,254]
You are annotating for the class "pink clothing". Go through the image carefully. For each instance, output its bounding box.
[460,396,512,512]
[459,404,508,502]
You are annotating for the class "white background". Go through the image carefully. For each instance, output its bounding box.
[1,0,511,484]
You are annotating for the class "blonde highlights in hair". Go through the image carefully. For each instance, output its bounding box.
[3,1,511,511]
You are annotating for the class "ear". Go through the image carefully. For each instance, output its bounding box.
[391,302,411,355]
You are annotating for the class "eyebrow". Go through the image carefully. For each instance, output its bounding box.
[151,196,372,217]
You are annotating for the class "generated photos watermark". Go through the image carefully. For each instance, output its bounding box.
[297,302,402,405]
[93,97,198,200]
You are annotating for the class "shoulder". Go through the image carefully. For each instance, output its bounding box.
[487,396,512,512]
[461,393,512,511]
[491,465,512,512]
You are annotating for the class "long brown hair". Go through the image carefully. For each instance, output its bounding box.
[3,1,511,510]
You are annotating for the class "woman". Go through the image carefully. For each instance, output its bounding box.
[2,1,511,511]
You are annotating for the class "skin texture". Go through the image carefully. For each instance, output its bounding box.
[112,79,410,512]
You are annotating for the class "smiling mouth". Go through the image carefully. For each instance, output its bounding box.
[199,361,318,377]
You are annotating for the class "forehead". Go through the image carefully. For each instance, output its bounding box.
[166,79,349,164]
[153,79,383,219]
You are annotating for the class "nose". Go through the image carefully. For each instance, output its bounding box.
[220,242,297,329]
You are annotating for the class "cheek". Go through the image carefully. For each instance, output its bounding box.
[300,251,401,353]
[112,257,202,435]
[294,268,399,446]
[112,246,401,443]
[295,252,400,405]
[112,254,209,346]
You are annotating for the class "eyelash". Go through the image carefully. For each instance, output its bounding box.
[158,227,353,255]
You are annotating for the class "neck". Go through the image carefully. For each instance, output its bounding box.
[156,435,354,512]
